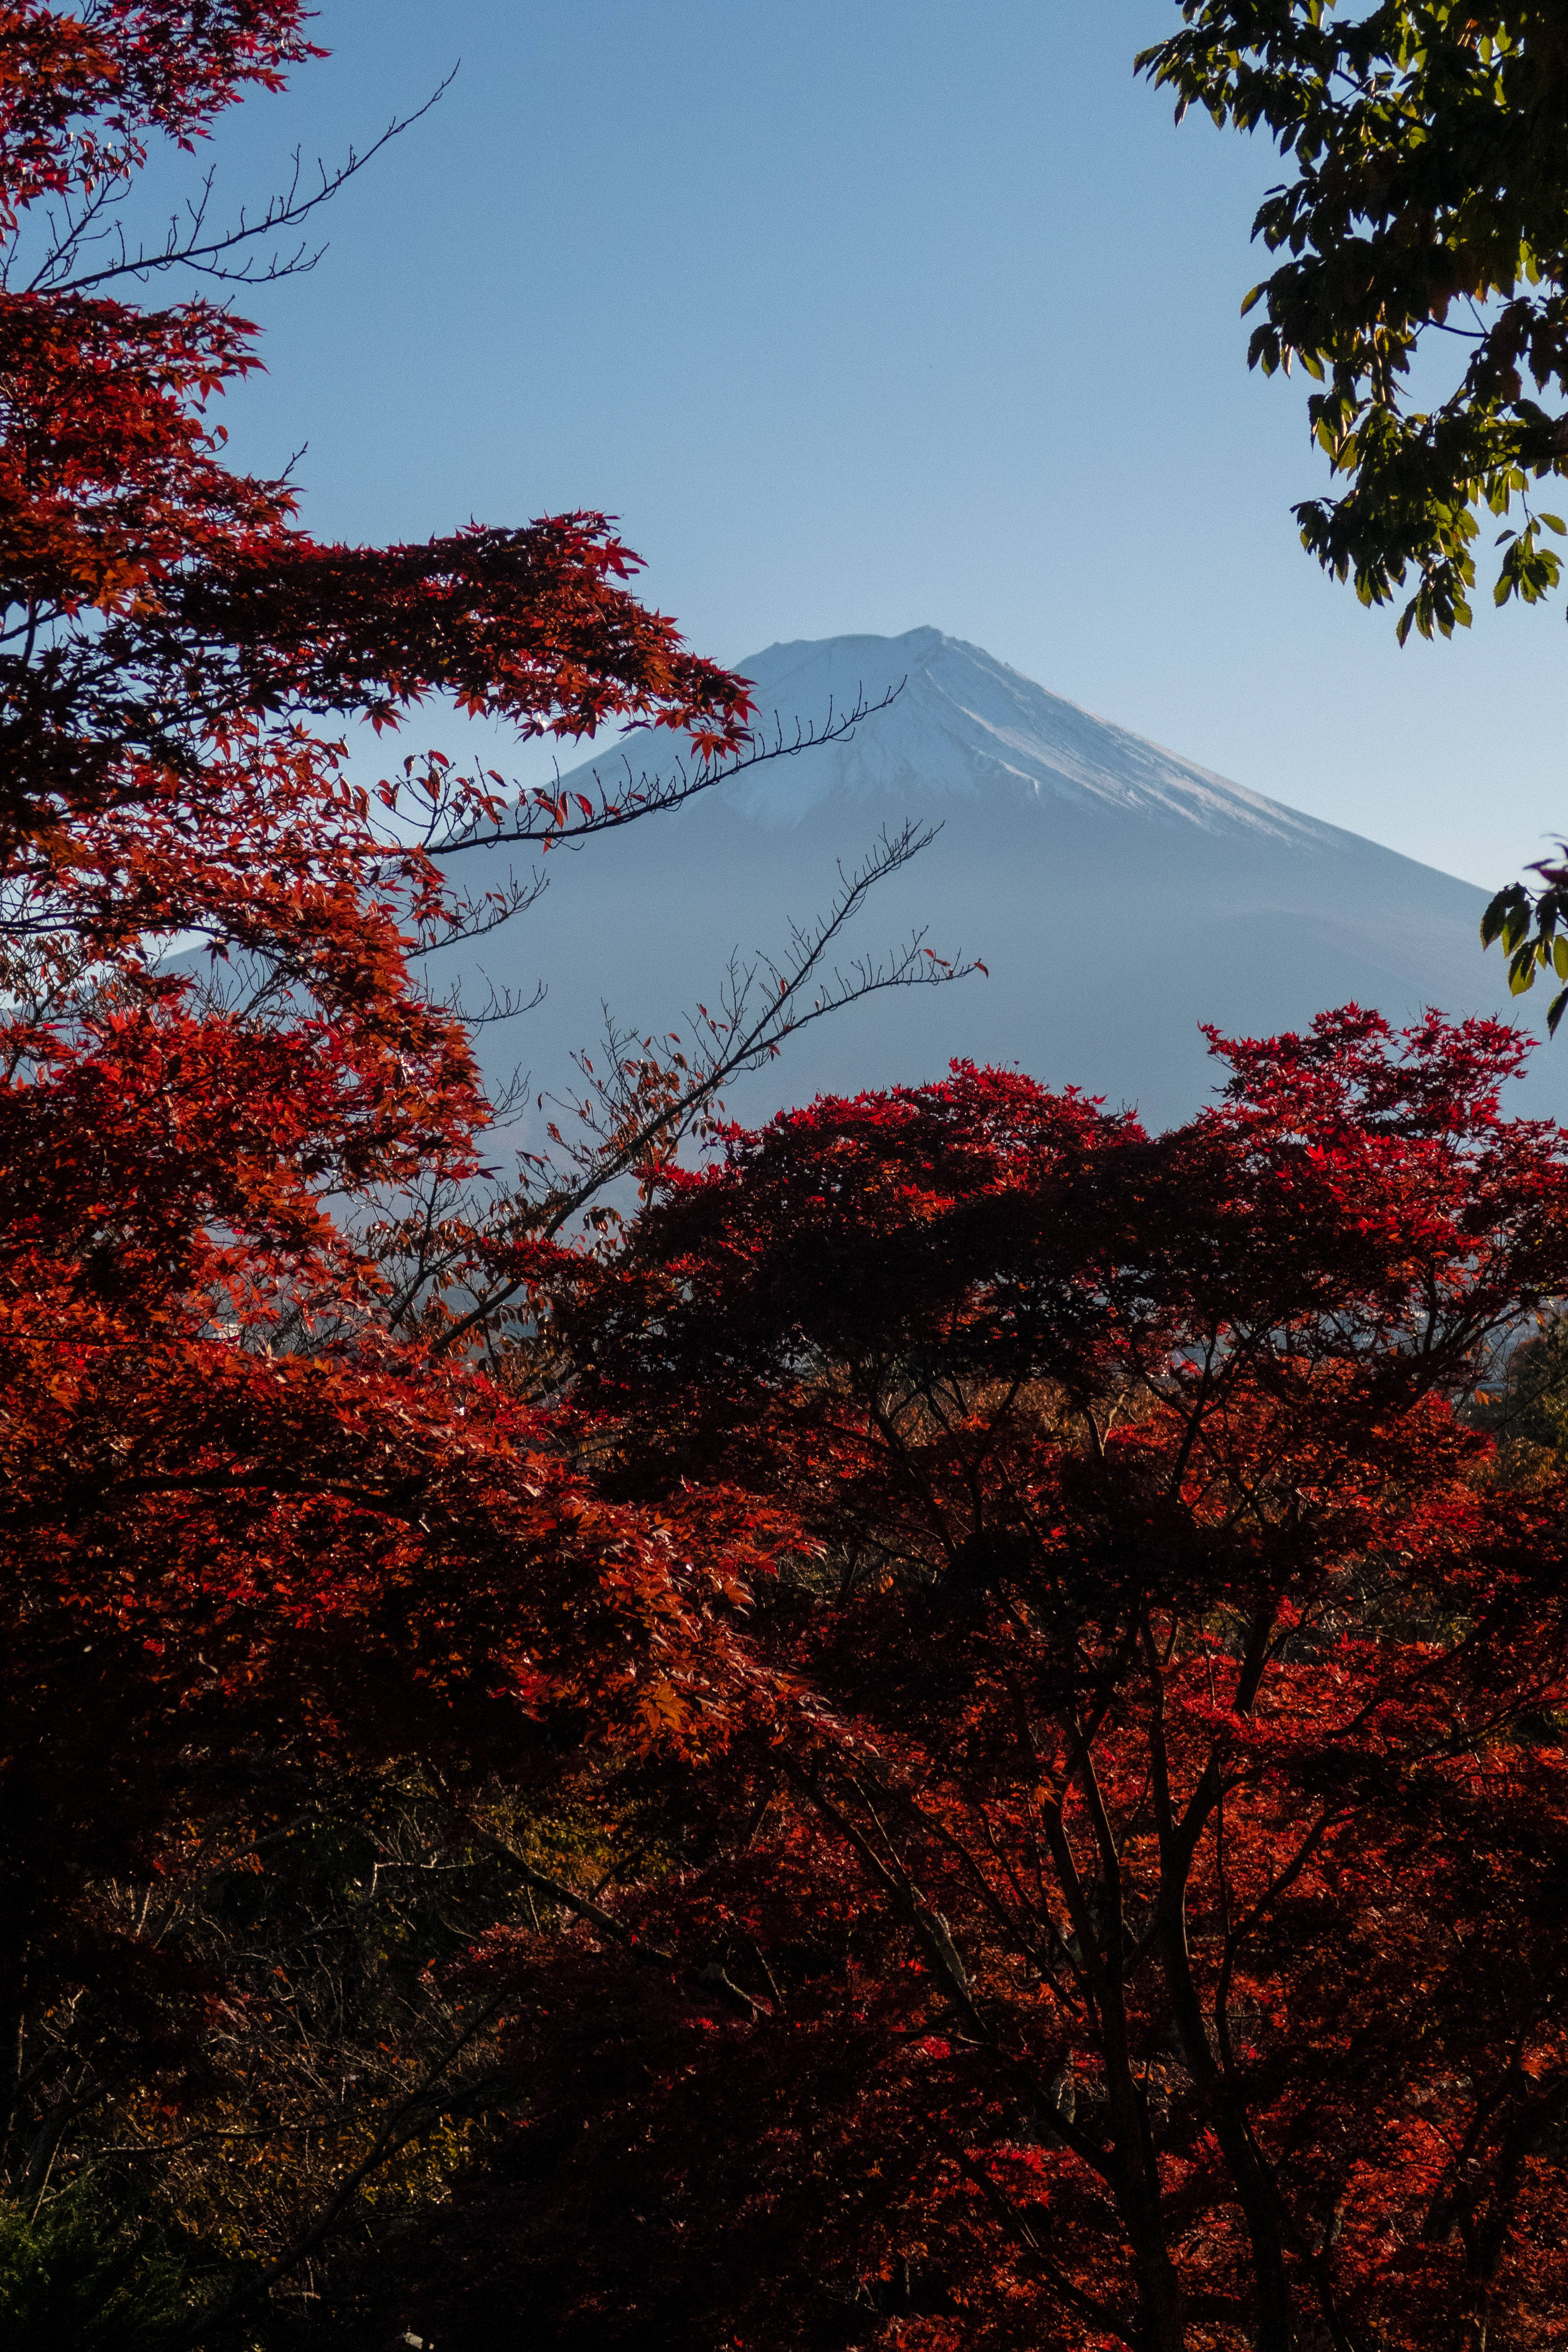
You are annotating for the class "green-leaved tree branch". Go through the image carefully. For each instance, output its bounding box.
[1140,3,1568,1026]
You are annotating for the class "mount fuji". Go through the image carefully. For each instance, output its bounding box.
[434,627,1564,1135]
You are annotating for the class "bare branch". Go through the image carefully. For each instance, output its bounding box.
[427,819,978,1353]
[420,682,905,860]
[34,72,458,297]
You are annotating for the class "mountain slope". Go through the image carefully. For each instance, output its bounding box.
[430,628,1560,1137]
[721,628,1326,839]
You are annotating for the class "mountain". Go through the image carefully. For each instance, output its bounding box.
[429,627,1563,1138]
[716,628,1326,841]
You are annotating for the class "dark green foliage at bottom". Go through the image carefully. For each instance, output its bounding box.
[0,2192,186,2352]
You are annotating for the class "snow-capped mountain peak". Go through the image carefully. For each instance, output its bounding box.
[702,628,1327,844]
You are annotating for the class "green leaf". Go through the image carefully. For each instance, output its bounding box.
[1482,884,1527,949]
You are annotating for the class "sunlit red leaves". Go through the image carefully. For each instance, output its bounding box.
[0,290,276,618]
[0,5,322,233]
[177,516,755,750]
[566,1013,1568,1591]
[0,0,776,2173]
[1,1213,795,2031]
[471,1013,1568,2350]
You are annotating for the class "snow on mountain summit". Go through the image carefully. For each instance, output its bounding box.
[609,628,1328,844]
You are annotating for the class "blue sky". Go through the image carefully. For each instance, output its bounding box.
[181,0,1566,891]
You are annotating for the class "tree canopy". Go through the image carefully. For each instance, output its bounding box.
[386,1013,1568,2352]
[1138,3,1568,1024]
[8,10,1568,2350]
[1139,4,1568,646]
[0,7,960,2329]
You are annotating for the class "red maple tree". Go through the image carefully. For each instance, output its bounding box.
[397,1013,1568,2352]
[0,1,789,2211]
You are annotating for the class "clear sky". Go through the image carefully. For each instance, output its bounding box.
[180,0,1567,892]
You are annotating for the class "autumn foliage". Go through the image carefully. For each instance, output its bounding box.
[0,2,772,2293]
[6,13,1568,2352]
[428,1011,1564,2352]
